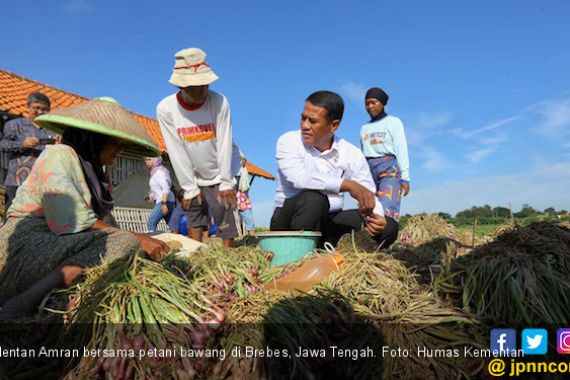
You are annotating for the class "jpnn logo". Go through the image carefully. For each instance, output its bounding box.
[522,329,548,355]
[490,329,517,356]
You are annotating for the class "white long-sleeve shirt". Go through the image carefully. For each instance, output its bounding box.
[274,130,384,217]
[360,115,411,182]
[148,166,175,204]
[157,90,236,199]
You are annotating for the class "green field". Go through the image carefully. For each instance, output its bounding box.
[455,223,503,238]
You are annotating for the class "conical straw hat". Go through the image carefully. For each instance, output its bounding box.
[35,97,161,157]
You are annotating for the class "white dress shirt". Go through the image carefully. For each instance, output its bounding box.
[274,130,384,216]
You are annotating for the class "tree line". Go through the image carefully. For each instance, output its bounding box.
[403,204,569,226]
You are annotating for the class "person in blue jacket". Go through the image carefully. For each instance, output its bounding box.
[360,87,410,221]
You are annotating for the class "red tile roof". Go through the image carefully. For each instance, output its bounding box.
[0,68,166,151]
[0,68,275,180]
[246,162,275,180]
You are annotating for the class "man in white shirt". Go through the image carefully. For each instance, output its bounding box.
[157,48,239,247]
[271,91,398,247]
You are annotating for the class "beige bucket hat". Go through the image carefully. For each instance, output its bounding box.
[35,97,161,157]
[168,48,219,87]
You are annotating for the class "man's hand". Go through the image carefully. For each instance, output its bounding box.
[181,193,202,211]
[218,189,237,209]
[400,183,410,197]
[161,204,169,216]
[340,179,376,216]
[135,234,170,261]
[364,213,387,236]
[23,137,39,149]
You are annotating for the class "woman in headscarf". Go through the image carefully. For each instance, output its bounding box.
[0,97,170,319]
[144,156,175,232]
[360,87,410,221]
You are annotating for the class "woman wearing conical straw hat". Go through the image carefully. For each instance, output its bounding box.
[0,97,170,319]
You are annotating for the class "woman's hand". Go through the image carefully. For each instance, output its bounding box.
[90,220,170,261]
[134,233,170,261]
[161,204,169,216]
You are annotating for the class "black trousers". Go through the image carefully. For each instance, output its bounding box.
[270,190,398,248]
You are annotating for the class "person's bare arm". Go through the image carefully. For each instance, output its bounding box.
[90,220,170,261]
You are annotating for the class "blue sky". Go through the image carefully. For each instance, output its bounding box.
[2,0,570,226]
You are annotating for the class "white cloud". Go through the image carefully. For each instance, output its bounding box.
[65,0,92,13]
[453,116,519,139]
[536,98,570,138]
[456,95,570,166]
[480,135,508,145]
[414,145,447,171]
[401,161,570,215]
[405,128,424,146]
[416,112,453,131]
[461,94,570,146]
[464,133,508,164]
[407,111,453,171]
[466,147,494,164]
[340,81,367,104]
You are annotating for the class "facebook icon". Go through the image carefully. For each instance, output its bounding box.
[490,329,517,356]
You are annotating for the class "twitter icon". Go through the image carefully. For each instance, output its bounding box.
[522,329,548,355]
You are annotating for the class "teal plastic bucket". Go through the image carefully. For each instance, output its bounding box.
[257,231,322,266]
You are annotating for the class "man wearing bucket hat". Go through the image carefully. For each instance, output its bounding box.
[0,98,170,319]
[270,91,399,248]
[157,47,240,248]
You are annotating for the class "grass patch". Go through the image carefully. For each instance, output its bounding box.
[455,223,503,238]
